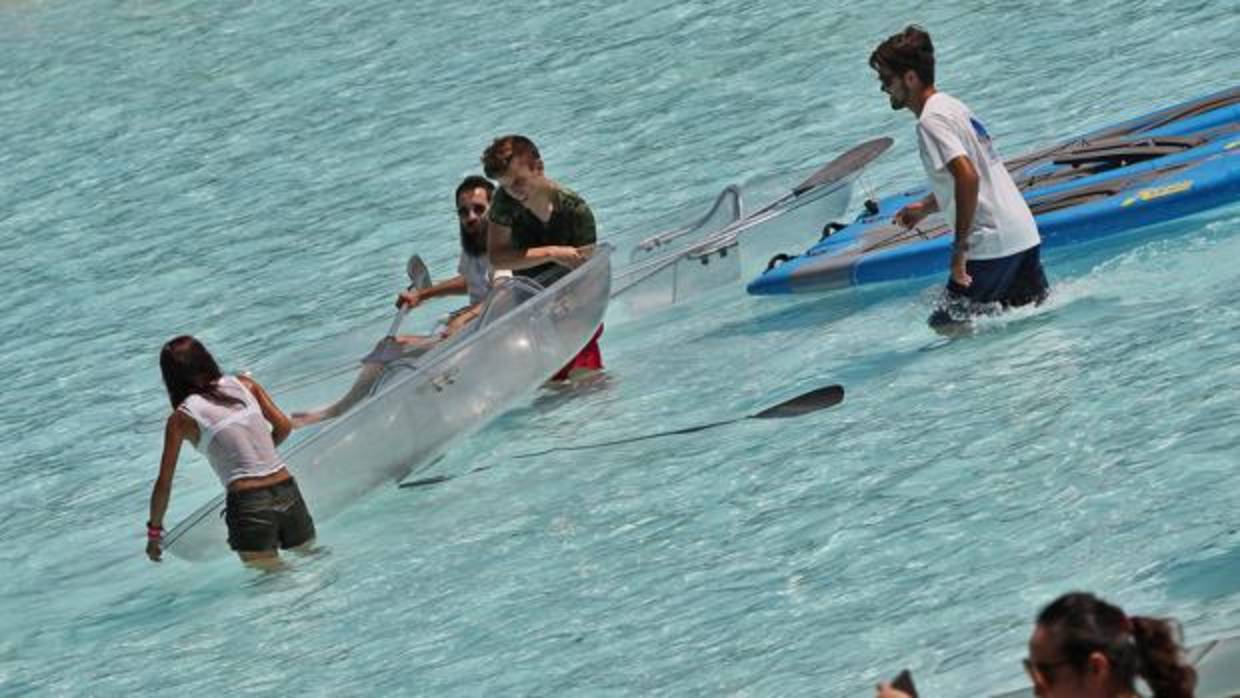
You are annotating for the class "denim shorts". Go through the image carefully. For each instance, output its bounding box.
[224,477,316,552]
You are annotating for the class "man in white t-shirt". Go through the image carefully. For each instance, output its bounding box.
[870,25,1049,332]
[394,175,509,340]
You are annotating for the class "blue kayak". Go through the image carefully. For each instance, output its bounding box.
[747,86,1240,295]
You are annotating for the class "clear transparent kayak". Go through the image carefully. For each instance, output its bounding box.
[162,246,612,562]
[609,138,891,321]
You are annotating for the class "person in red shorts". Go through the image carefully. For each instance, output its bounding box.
[481,134,603,381]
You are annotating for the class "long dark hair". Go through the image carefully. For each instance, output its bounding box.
[159,336,244,409]
[1036,592,1196,698]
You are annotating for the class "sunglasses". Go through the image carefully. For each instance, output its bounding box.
[1023,657,1073,683]
[878,69,902,87]
[457,204,487,217]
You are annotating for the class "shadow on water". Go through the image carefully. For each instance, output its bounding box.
[698,282,917,340]
[499,370,616,422]
[1163,541,1240,602]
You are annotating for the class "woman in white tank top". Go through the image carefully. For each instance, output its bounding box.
[146,336,316,567]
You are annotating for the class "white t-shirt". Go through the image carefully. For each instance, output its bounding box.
[917,92,1040,260]
[457,251,509,305]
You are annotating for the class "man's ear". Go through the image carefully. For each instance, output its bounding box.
[1085,651,1112,687]
[532,158,545,176]
[901,69,919,91]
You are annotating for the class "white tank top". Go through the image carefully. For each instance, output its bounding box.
[177,375,288,487]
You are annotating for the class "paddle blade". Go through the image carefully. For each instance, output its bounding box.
[361,336,434,365]
[751,384,844,419]
[407,254,432,290]
[791,137,894,196]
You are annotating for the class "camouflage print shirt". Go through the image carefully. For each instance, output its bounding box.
[487,186,596,284]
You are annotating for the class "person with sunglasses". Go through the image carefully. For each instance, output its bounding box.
[870,25,1049,334]
[876,591,1197,698]
[289,176,508,428]
[393,175,509,340]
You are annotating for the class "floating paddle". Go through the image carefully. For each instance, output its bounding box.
[514,384,845,459]
[362,254,433,365]
[396,385,844,490]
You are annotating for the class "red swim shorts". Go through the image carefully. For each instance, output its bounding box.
[551,324,604,381]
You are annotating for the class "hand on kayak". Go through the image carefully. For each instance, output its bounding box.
[893,201,930,228]
[545,245,589,268]
[875,683,912,698]
[950,251,972,287]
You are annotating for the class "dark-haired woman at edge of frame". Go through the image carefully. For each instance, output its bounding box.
[876,591,1197,698]
[146,335,316,568]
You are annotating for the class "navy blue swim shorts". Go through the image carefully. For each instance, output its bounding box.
[929,244,1049,326]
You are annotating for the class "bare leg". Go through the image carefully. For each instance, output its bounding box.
[291,363,385,427]
[238,550,283,571]
[393,334,441,350]
[441,304,481,337]
[288,538,319,555]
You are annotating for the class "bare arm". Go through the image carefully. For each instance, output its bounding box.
[946,155,979,249]
[146,412,191,561]
[894,192,940,228]
[945,155,980,287]
[396,275,468,308]
[238,375,292,446]
[487,220,584,271]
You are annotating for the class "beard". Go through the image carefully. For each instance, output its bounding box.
[459,222,487,257]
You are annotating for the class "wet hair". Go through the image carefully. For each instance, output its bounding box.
[455,174,495,202]
[159,336,244,409]
[869,25,935,86]
[481,135,541,179]
[1036,592,1196,698]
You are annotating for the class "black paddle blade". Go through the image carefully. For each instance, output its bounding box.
[512,383,845,459]
[792,137,894,196]
[397,474,453,489]
[751,384,844,419]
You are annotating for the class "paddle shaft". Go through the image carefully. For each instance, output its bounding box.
[515,384,844,458]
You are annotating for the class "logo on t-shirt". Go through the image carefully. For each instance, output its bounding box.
[970,117,999,162]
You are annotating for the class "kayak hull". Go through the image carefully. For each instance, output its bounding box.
[163,248,613,562]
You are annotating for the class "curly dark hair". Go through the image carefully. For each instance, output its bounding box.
[481,135,541,179]
[455,175,495,201]
[869,25,935,85]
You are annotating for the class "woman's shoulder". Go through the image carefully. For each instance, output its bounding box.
[167,409,196,431]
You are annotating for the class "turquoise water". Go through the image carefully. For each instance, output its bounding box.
[2,0,1239,695]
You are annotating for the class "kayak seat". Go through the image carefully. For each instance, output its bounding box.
[1052,135,1204,167]
[1016,135,1206,190]
[1025,161,1190,215]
